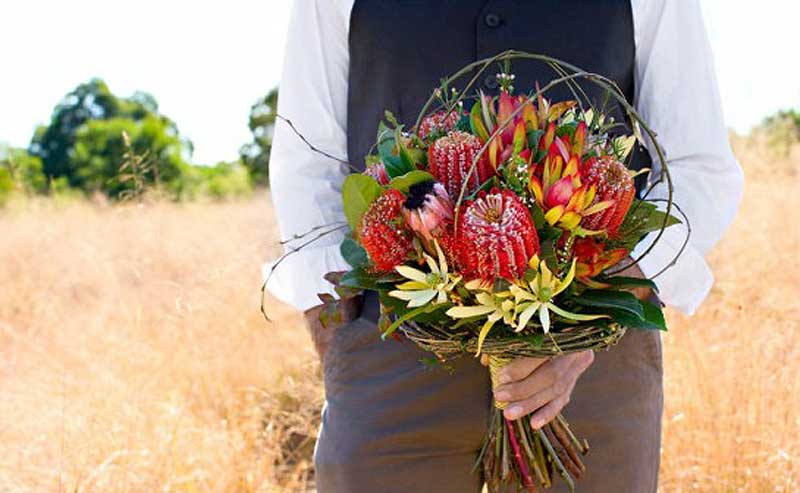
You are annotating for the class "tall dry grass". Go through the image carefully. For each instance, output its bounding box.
[0,137,797,492]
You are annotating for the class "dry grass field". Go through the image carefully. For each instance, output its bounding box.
[0,137,797,492]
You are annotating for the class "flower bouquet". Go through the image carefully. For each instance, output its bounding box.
[267,51,685,492]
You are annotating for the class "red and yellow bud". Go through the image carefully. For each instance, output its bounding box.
[573,238,629,279]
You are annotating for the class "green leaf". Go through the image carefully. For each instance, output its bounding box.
[342,174,383,231]
[388,170,434,193]
[455,113,471,133]
[593,275,659,293]
[340,266,402,291]
[526,129,544,150]
[340,236,369,268]
[573,289,645,320]
[612,200,682,251]
[376,122,414,178]
[598,307,661,330]
[638,210,681,235]
[640,299,667,331]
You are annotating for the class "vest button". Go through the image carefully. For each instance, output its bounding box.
[484,75,498,90]
[485,13,502,28]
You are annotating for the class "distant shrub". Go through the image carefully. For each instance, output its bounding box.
[0,146,49,204]
[0,167,14,206]
[761,109,800,157]
[180,161,253,201]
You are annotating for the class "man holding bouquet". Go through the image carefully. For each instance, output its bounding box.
[265,1,743,491]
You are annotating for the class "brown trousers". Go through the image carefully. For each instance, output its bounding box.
[315,292,663,492]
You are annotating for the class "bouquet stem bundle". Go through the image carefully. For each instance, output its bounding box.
[480,356,588,492]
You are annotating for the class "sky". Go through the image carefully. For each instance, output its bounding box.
[0,0,797,165]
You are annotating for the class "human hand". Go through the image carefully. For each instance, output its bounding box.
[490,351,595,428]
[303,295,362,360]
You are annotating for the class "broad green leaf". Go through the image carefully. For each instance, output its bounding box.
[593,275,659,292]
[526,129,545,151]
[573,289,645,320]
[342,174,383,231]
[340,266,402,291]
[376,122,406,178]
[340,236,369,268]
[640,299,667,331]
[388,170,435,193]
[613,200,682,251]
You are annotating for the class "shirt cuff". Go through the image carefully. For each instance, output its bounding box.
[632,227,714,316]
[262,243,352,312]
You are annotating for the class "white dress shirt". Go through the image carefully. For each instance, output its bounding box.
[264,0,744,315]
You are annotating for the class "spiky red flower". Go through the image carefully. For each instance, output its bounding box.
[358,189,413,272]
[364,160,390,185]
[428,131,494,200]
[581,157,635,234]
[456,188,539,281]
[418,110,461,140]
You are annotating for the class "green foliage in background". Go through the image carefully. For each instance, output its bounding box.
[240,88,278,187]
[181,161,253,200]
[28,79,194,199]
[70,116,188,198]
[12,78,263,203]
[0,145,48,193]
[761,109,800,157]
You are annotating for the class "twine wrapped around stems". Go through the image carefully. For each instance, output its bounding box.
[487,355,512,410]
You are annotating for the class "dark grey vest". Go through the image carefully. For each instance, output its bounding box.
[347,0,650,189]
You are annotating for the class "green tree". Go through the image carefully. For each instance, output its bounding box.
[240,88,277,186]
[70,115,189,198]
[29,78,191,192]
[0,144,48,194]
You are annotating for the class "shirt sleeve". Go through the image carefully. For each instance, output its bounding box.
[630,0,744,315]
[263,0,354,312]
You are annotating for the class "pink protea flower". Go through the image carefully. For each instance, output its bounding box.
[428,131,494,200]
[357,189,413,272]
[456,188,540,281]
[364,160,390,185]
[418,110,462,140]
[402,181,454,242]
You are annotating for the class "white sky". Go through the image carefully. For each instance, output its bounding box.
[0,0,797,165]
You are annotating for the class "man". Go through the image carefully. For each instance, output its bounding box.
[265,1,743,491]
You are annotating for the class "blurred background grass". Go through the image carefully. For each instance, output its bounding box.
[1,129,798,491]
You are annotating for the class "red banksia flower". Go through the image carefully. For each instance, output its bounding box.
[428,131,494,200]
[358,189,413,272]
[581,157,635,234]
[418,110,461,140]
[456,188,539,281]
[364,160,390,185]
